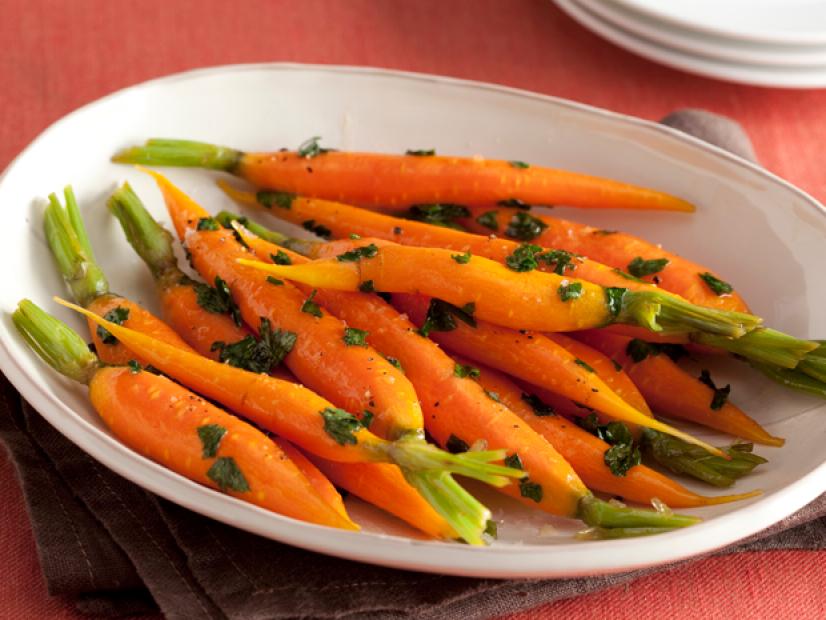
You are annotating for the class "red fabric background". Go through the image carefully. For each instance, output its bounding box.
[1,1,825,617]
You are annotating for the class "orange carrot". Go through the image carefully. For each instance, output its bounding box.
[113,138,696,212]
[273,438,348,520]
[462,207,748,312]
[464,358,757,507]
[12,300,357,530]
[574,329,785,447]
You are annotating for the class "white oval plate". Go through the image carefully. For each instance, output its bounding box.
[556,0,826,88]
[1,64,825,579]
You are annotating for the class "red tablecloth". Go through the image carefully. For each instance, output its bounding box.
[2,1,825,617]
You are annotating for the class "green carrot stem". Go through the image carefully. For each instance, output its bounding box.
[112,139,242,172]
[215,210,318,255]
[107,182,181,281]
[44,188,109,307]
[752,362,826,399]
[642,429,767,488]
[579,526,678,540]
[798,348,826,383]
[618,290,761,338]
[694,328,817,369]
[577,494,699,529]
[12,300,99,384]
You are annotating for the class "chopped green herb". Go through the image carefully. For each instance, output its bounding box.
[504,212,547,241]
[302,220,332,239]
[476,210,499,231]
[454,363,481,379]
[540,249,577,275]
[604,442,643,477]
[576,414,641,476]
[612,268,644,283]
[358,280,375,293]
[519,478,543,502]
[504,453,523,470]
[574,358,595,373]
[451,251,472,264]
[383,355,403,371]
[604,287,627,318]
[210,318,297,373]
[405,148,435,156]
[592,229,617,236]
[257,190,296,210]
[97,307,130,345]
[407,204,469,230]
[320,407,362,445]
[349,233,361,240]
[628,256,670,278]
[337,243,379,262]
[497,198,531,209]
[361,410,374,429]
[521,393,555,416]
[297,136,332,158]
[300,290,323,318]
[195,276,242,327]
[558,281,583,301]
[266,276,284,286]
[196,217,220,231]
[612,359,623,372]
[698,370,731,410]
[271,250,292,265]
[446,434,469,454]
[484,520,498,539]
[505,243,543,272]
[699,272,733,296]
[460,302,476,317]
[197,424,227,458]
[127,359,141,374]
[485,390,501,402]
[508,160,530,169]
[626,338,687,363]
[207,457,250,492]
[343,327,369,347]
[418,298,477,337]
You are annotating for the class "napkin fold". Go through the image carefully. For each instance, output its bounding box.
[1,109,823,620]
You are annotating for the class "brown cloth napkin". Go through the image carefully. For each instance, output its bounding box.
[1,110,824,619]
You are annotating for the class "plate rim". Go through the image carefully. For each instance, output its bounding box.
[1,61,824,578]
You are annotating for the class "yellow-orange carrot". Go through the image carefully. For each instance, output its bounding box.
[465,358,757,508]
[113,138,696,212]
[462,207,748,312]
[574,330,785,446]
[12,300,357,530]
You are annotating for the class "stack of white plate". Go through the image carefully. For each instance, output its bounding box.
[554,0,826,88]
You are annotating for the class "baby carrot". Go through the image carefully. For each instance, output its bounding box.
[465,358,758,506]
[58,297,522,546]
[43,187,196,365]
[113,138,695,212]
[109,192,456,540]
[574,329,785,447]
[461,207,748,313]
[12,300,357,530]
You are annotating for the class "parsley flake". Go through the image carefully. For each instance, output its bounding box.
[699,272,733,296]
[451,251,472,264]
[257,190,296,210]
[349,233,361,240]
[504,453,523,470]
[484,520,498,539]
[197,424,227,458]
[266,276,284,286]
[359,280,375,293]
[612,268,645,283]
[97,307,130,345]
[297,136,331,158]
[207,457,250,493]
[454,363,480,379]
[418,299,477,337]
[343,327,369,347]
[521,393,555,416]
[320,408,362,445]
[446,434,469,454]
[508,160,530,169]
[195,276,242,327]
[407,204,470,230]
[476,210,499,231]
[382,355,403,371]
[337,244,379,262]
[497,198,531,209]
[210,318,296,373]
[505,244,543,272]
[301,290,323,318]
[361,410,374,429]
[271,250,292,265]
[302,220,332,239]
[541,249,578,275]
[519,478,543,502]
[127,359,141,374]
[485,390,500,402]
[504,212,547,241]
[628,256,670,278]
[626,339,687,363]
[576,414,641,476]
[558,281,583,301]
[574,358,595,373]
[592,229,617,236]
[196,217,220,231]
[405,148,435,156]
[604,287,627,318]
[698,369,731,410]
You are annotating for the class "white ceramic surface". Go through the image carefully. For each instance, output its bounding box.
[582,0,826,67]
[1,64,825,578]
[556,0,826,88]
[612,0,826,46]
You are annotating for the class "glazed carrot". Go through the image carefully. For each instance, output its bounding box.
[12,300,357,530]
[218,187,815,367]
[58,297,523,546]
[460,207,749,313]
[574,329,785,447]
[392,293,722,455]
[113,138,696,212]
[464,358,758,506]
[109,192,456,540]
[273,439,348,520]
[43,187,196,365]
